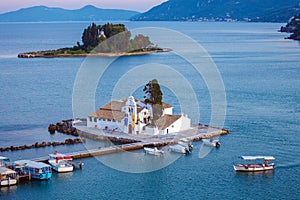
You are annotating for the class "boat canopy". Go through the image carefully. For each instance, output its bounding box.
[0,156,10,162]
[49,153,72,160]
[240,156,275,160]
[14,160,51,169]
[0,167,16,174]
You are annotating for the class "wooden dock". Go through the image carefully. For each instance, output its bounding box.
[35,124,228,162]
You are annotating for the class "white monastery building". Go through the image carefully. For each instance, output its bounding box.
[87,96,191,135]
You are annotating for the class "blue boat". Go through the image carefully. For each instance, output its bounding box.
[13,160,52,180]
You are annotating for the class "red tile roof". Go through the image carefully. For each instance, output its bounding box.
[88,109,125,121]
[89,99,173,122]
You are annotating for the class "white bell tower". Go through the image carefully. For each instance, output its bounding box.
[124,96,137,134]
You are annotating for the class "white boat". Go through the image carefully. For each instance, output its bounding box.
[169,144,190,154]
[0,167,17,186]
[178,140,193,151]
[233,156,275,172]
[144,147,164,156]
[48,153,73,173]
[203,138,220,147]
[14,160,52,180]
[0,156,10,167]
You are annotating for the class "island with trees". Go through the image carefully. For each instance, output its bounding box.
[280,14,300,41]
[18,23,171,58]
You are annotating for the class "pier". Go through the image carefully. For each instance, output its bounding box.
[35,124,228,162]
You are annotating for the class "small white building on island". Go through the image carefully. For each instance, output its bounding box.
[87,96,191,135]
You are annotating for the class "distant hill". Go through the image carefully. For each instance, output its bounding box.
[131,0,300,22]
[0,5,140,22]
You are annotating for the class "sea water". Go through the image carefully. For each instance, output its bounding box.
[0,22,299,199]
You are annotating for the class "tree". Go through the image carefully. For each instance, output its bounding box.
[143,79,163,122]
[80,23,155,53]
[81,23,99,50]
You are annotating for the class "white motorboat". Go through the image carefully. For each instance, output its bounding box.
[233,156,275,172]
[144,147,164,156]
[0,167,17,186]
[0,156,10,167]
[203,138,220,147]
[48,153,73,173]
[169,144,190,154]
[178,140,193,151]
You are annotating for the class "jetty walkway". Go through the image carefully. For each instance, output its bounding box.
[35,124,228,162]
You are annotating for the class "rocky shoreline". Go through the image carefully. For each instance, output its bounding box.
[48,119,138,144]
[0,138,86,152]
[18,48,172,58]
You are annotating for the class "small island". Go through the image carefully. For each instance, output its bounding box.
[18,23,171,58]
[280,14,300,41]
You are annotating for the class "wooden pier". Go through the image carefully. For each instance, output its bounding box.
[35,124,228,162]
[17,174,31,181]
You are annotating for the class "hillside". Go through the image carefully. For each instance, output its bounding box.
[0,5,139,22]
[131,0,300,22]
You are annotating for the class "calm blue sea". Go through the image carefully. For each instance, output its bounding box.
[0,21,299,199]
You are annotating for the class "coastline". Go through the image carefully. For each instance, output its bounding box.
[17,48,172,58]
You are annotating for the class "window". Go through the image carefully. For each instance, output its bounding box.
[172,125,174,128]
[94,117,97,122]
[89,117,92,122]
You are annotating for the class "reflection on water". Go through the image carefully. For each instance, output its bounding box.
[235,170,275,179]
[0,185,17,193]
[55,172,74,179]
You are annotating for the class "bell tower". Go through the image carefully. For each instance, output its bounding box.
[124,96,137,134]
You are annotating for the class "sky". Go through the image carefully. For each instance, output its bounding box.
[0,0,168,14]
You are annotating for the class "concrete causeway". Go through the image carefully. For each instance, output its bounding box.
[34,124,228,162]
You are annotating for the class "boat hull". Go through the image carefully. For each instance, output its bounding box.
[233,164,275,172]
[0,179,17,186]
[169,145,189,154]
[144,148,163,156]
[51,165,73,173]
[203,139,220,147]
[31,172,52,180]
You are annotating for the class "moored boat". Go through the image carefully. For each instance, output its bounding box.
[233,156,275,172]
[144,147,164,156]
[169,144,190,154]
[0,167,17,186]
[178,140,193,151]
[203,138,220,147]
[48,152,74,173]
[0,156,10,167]
[13,160,52,180]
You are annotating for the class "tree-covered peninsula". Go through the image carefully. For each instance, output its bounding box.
[280,14,300,41]
[18,23,170,58]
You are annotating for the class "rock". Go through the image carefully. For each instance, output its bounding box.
[52,142,59,146]
[40,142,47,147]
[48,124,57,134]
